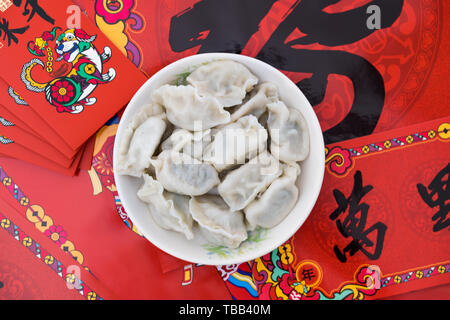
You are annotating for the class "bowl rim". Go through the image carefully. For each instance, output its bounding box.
[113,52,325,265]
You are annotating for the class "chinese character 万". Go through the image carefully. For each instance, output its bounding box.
[329,170,387,263]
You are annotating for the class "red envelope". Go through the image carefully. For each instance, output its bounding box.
[0,142,83,176]
[0,0,147,150]
[0,104,36,136]
[78,134,95,171]
[0,114,77,168]
[0,78,79,158]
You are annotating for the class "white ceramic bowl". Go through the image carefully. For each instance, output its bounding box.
[113,53,325,265]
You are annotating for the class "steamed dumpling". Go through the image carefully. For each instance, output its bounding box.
[161,128,212,160]
[117,105,166,177]
[245,163,300,230]
[187,60,258,107]
[189,195,247,248]
[203,115,268,171]
[218,151,282,211]
[161,128,194,153]
[267,101,310,162]
[137,174,194,240]
[150,150,219,196]
[185,129,212,160]
[230,82,279,122]
[152,84,230,130]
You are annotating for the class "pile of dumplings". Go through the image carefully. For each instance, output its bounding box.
[117,60,310,249]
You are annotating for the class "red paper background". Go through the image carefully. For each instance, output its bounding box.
[0,0,448,300]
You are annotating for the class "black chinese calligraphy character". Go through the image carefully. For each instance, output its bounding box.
[417,163,450,232]
[329,170,387,263]
[0,18,29,46]
[13,0,54,24]
[169,0,404,144]
[301,268,316,281]
[170,0,277,54]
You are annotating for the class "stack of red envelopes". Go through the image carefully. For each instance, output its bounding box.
[0,0,147,175]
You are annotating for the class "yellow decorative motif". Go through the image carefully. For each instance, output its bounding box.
[1,218,11,229]
[362,145,370,154]
[405,135,414,144]
[254,258,276,285]
[437,123,450,140]
[95,15,128,57]
[59,240,85,265]
[35,37,46,49]
[60,239,75,252]
[275,284,289,300]
[70,250,85,265]
[35,215,53,232]
[26,205,45,223]
[46,46,53,74]
[339,282,373,300]
[279,244,294,265]
[2,177,12,186]
[44,255,54,265]
[84,64,96,74]
[88,167,103,196]
[12,89,24,100]
[292,281,308,295]
[383,140,392,149]
[65,273,76,285]
[93,124,118,156]
[26,62,47,89]
[428,130,436,139]
[19,196,29,206]
[87,292,97,300]
[22,236,33,247]
[415,270,423,279]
